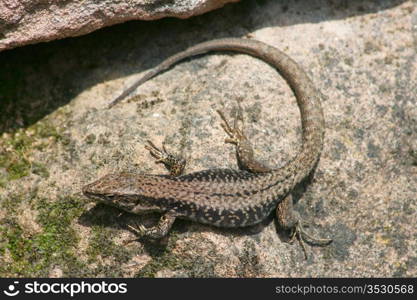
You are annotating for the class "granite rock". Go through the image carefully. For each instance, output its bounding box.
[0,0,239,51]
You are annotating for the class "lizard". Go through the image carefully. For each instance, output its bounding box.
[82,38,332,256]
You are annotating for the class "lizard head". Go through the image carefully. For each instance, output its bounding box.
[82,173,163,214]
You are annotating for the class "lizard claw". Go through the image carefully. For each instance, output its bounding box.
[217,109,246,145]
[289,221,332,259]
[127,224,147,236]
[145,140,186,176]
[138,225,147,234]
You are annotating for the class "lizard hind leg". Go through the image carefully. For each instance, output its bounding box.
[218,108,332,258]
[276,195,332,259]
[216,109,270,173]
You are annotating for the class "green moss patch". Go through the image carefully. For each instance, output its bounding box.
[0,119,63,183]
[0,196,85,276]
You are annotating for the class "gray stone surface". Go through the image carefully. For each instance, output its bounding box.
[0,0,239,51]
[0,0,416,277]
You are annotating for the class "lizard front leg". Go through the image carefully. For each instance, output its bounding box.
[128,212,177,239]
[145,140,186,176]
[128,141,186,239]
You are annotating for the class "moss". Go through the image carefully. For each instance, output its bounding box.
[0,189,33,214]
[5,157,31,180]
[0,196,85,276]
[31,162,50,178]
[0,130,32,181]
[0,118,64,182]
[32,121,63,141]
[0,176,7,188]
[37,196,83,232]
[86,225,130,264]
[0,221,38,275]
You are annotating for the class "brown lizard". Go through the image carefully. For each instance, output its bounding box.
[83,38,332,256]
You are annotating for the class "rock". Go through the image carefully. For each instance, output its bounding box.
[0,0,240,51]
[0,0,416,277]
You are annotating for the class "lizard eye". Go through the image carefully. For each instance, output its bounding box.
[105,194,115,201]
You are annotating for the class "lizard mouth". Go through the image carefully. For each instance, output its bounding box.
[82,185,121,207]
[82,184,106,201]
[82,184,97,198]
[82,189,101,202]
